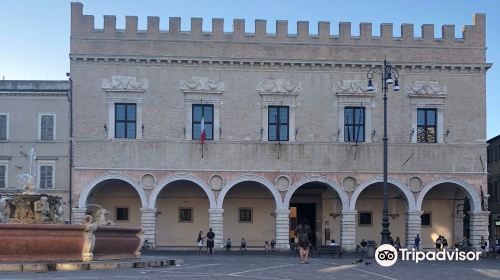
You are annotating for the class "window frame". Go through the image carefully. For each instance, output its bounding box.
[417,108,437,143]
[38,113,56,141]
[37,161,55,189]
[0,113,9,141]
[358,211,372,226]
[115,207,130,221]
[178,207,194,223]
[0,162,7,189]
[192,104,214,141]
[238,207,253,223]
[268,106,289,142]
[114,103,137,139]
[421,212,432,227]
[344,106,365,142]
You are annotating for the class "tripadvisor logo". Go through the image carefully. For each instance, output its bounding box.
[375,244,481,267]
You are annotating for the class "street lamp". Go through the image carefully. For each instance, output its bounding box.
[367,59,400,245]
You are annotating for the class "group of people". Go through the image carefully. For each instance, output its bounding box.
[435,235,449,251]
[196,229,276,255]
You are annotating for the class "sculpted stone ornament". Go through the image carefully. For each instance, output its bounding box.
[102,75,149,91]
[0,197,12,223]
[94,208,115,226]
[179,76,224,92]
[19,174,36,195]
[34,196,50,224]
[82,215,97,262]
[257,79,301,94]
[406,81,447,96]
[334,80,377,95]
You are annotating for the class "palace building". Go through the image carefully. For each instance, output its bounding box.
[69,2,490,250]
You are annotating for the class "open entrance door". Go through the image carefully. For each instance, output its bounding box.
[290,203,317,246]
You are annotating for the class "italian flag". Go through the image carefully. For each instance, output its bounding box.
[200,103,206,144]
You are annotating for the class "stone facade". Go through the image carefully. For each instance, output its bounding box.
[69,3,490,250]
[0,80,71,221]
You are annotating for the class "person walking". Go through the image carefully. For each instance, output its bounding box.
[206,228,215,254]
[414,234,421,250]
[197,230,205,255]
[294,218,312,264]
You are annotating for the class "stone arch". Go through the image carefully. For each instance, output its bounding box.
[349,176,416,211]
[283,176,349,210]
[78,173,148,208]
[148,174,216,209]
[416,177,481,212]
[216,174,283,209]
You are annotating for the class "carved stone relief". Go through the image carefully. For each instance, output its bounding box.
[179,76,224,92]
[333,80,377,95]
[140,174,156,190]
[275,175,291,192]
[409,176,423,193]
[209,174,225,191]
[406,81,447,96]
[102,76,149,91]
[257,79,301,95]
[342,176,357,192]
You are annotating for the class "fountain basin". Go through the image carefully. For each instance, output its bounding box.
[0,224,144,262]
[0,224,88,262]
[94,226,144,260]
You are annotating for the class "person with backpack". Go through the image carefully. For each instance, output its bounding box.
[294,218,313,264]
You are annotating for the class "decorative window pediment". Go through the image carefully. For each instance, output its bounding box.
[333,80,377,97]
[406,81,447,98]
[257,79,301,95]
[102,75,149,92]
[179,76,224,93]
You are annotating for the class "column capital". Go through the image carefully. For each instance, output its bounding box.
[407,210,424,216]
[275,209,291,215]
[209,208,224,214]
[140,208,157,213]
[469,211,490,217]
[342,210,357,215]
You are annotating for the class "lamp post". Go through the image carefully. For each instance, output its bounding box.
[367,59,400,245]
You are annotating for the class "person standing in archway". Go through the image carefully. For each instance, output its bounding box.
[206,228,215,254]
[295,218,312,264]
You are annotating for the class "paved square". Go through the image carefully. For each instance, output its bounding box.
[1,252,500,280]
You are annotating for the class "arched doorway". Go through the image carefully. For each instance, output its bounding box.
[417,180,481,248]
[285,181,345,246]
[220,181,278,247]
[152,179,213,247]
[85,179,143,227]
[351,178,414,246]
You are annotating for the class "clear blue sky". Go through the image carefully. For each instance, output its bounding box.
[1,0,498,139]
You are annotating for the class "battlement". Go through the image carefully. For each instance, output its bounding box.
[71,2,485,47]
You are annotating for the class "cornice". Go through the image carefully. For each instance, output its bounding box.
[69,55,491,74]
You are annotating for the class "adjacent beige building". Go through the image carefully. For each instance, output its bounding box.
[0,80,71,220]
[69,2,490,250]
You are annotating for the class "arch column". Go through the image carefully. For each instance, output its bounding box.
[469,211,490,250]
[141,208,157,248]
[72,208,87,224]
[406,210,423,248]
[275,209,290,250]
[341,210,357,251]
[209,208,224,248]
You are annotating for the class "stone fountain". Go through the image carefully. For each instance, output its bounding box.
[0,149,144,262]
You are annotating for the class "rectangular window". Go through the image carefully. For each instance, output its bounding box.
[0,165,6,188]
[421,213,432,226]
[238,208,253,223]
[115,103,136,139]
[0,114,7,140]
[39,165,54,189]
[359,212,372,225]
[268,106,289,141]
[417,109,437,143]
[344,107,365,142]
[192,104,214,140]
[179,207,193,223]
[40,115,54,141]
[116,207,129,221]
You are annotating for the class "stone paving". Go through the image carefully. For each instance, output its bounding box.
[1,252,499,280]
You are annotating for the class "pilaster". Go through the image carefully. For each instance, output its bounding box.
[209,208,224,248]
[469,211,490,250]
[341,210,357,251]
[275,209,290,250]
[406,211,423,248]
[140,208,157,248]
